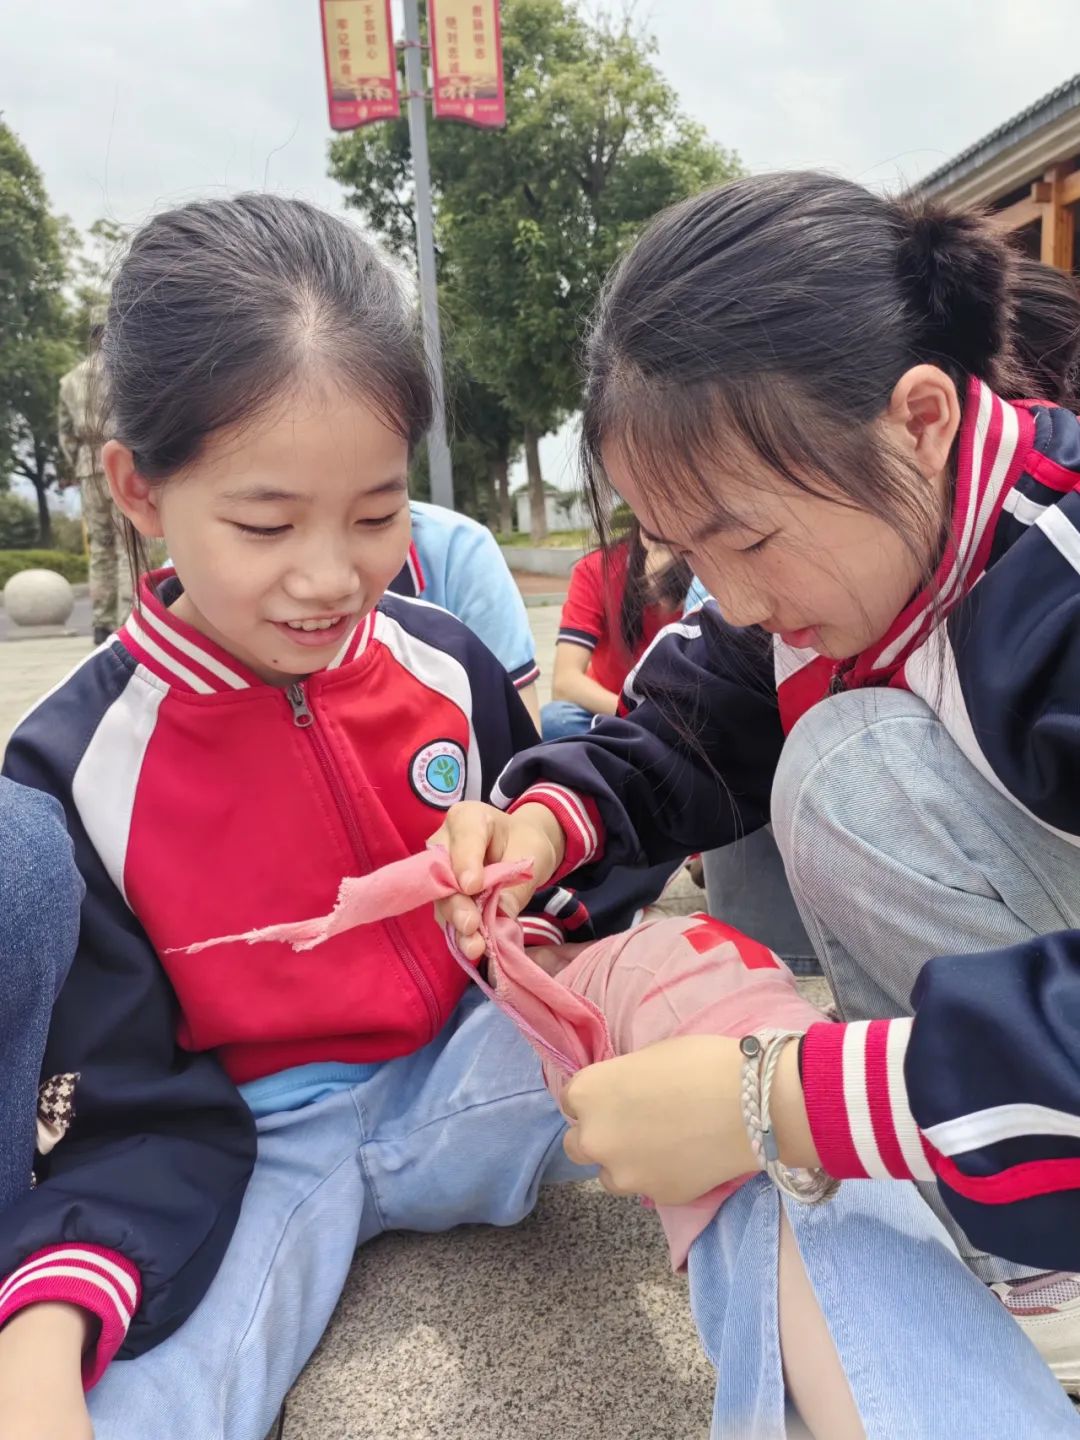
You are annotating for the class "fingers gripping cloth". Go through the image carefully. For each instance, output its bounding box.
[174,848,826,1268]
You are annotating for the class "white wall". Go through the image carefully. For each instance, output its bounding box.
[514,491,590,534]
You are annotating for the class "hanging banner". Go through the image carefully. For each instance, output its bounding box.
[320,0,399,130]
[429,0,506,128]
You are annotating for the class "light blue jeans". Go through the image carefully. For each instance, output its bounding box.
[703,829,818,973]
[0,778,83,1212]
[541,698,594,741]
[772,688,1080,1284]
[88,989,1077,1439]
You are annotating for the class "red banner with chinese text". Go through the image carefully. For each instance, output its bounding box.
[320,0,398,130]
[429,0,506,128]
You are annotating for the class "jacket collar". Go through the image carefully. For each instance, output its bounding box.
[386,541,426,599]
[847,377,1035,684]
[849,377,1034,686]
[773,379,1036,731]
[119,569,376,695]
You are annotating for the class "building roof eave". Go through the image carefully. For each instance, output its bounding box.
[914,74,1080,205]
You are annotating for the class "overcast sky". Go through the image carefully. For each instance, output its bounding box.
[2,0,1077,488]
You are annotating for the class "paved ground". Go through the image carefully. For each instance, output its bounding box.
[0,595,823,1440]
[0,593,91,644]
[1,635,92,745]
[509,569,569,600]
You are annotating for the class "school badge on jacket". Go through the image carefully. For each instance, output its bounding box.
[409,739,467,808]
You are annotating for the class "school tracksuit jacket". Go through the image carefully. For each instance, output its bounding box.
[493,379,1080,1271]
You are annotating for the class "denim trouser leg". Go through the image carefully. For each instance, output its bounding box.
[689,1175,1079,1438]
[540,700,595,741]
[702,829,818,972]
[772,688,1080,1282]
[0,778,83,1211]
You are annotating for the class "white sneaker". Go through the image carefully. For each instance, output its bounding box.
[993,1272,1080,1393]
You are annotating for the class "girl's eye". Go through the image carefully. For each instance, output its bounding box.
[741,534,774,555]
[359,513,401,530]
[233,523,290,538]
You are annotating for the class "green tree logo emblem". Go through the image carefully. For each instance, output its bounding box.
[427,754,461,794]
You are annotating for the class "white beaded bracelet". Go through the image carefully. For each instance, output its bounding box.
[739,1030,840,1205]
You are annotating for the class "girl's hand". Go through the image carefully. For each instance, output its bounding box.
[429,801,566,960]
[561,1035,819,1204]
[0,1303,95,1439]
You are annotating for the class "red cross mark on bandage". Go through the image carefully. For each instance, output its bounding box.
[683,915,780,970]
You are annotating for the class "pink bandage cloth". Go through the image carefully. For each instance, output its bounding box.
[177,848,826,1268]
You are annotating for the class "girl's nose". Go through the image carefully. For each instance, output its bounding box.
[286,544,363,606]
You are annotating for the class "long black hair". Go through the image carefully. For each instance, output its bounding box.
[616,519,693,652]
[1012,258,1080,409]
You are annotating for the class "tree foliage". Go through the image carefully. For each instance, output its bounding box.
[0,125,129,545]
[0,492,39,549]
[66,216,129,347]
[330,0,740,536]
[0,122,79,542]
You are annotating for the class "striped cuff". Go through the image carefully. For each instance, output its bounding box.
[557,628,598,652]
[0,1245,141,1389]
[801,1020,935,1182]
[519,914,564,947]
[507,784,603,879]
[509,659,541,690]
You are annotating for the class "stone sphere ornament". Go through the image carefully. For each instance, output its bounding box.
[3,569,75,627]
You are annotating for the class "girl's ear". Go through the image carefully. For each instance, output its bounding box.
[102,441,165,539]
[885,364,962,481]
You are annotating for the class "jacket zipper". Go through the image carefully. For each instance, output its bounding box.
[286,680,440,1036]
[829,661,854,696]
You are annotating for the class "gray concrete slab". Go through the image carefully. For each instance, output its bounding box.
[0,637,94,750]
[280,1183,713,1440]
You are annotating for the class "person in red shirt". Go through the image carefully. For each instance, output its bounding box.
[542,523,699,740]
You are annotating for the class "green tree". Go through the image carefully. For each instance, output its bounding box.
[0,122,78,542]
[0,492,39,548]
[406,360,520,531]
[449,366,520,532]
[330,0,740,539]
[65,216,128,346]
[49,509,87,555]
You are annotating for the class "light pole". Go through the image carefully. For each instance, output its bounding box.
[402,0,454,509]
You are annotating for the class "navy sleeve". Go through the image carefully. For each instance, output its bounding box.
[495,603,785,876]
[0,655,257,1367]
[943,487,1080,843]
[908,930,1080,1272]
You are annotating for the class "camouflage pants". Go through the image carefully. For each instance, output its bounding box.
[81,474,132,633]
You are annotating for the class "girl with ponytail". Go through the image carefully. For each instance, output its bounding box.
[433,172,1080,1419]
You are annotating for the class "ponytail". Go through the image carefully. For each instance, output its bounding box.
[889,199,1080,409]
[889,196,1019,392]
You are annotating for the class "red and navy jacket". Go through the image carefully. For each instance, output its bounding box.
[494,380,1080,1269]
[0,575,612,1383]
